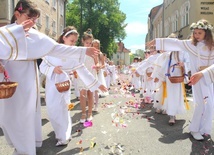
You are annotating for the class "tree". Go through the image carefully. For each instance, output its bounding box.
[66,0,127,57]
[135,49,145,59]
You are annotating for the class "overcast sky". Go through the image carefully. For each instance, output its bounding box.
[119,0,163,52]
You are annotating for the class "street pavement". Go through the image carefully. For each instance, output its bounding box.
[0,74,214,155]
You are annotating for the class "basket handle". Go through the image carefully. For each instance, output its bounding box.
[54,70,69,83]
[166,52,184,77]
[3,70,10,82]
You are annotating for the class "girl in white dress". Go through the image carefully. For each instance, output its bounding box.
[39,26,79,146]
[0,1,106,154]
[77,29,97,123]
[92,39,109,111]
[155,19,214,140]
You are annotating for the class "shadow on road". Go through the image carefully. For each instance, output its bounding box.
[138,103,190,144]
[190,134,214,154]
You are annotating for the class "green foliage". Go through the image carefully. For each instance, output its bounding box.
[135,49,145,59]
[66,0,127,57]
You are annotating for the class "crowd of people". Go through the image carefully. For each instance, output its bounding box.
[130,18,214,142]
[0,0,213,154]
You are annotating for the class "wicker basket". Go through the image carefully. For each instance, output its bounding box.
[0,81,18,99]
[167,51,185,83]
[55,80,70,93]
[168,66,185,83]
[55,71,70,93]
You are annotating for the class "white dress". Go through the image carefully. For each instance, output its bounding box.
[130,62,141,89]
[136,53,161,101]
[151,53,169,110]
[40,56,75,143]
[156,38,214,135]
[97,68,109,96]
[163,51,188,116]
[0,24,27,60]
[201,64,214,84]
[0,23,100,155]
[77,55,97,90]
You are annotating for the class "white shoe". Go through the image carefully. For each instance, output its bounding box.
[155,109,161,114]
[191,132,204,140]
[168,116,175,126]
[93,106,98,112]
[56,140,68,147]
[162,110,167,115]
[80,113,86,123]
[87,113,93,121]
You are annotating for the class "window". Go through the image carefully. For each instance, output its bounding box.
[164,18,170,37]
[60,25,63,34]
[153,28,156,39]
[36,12,42,28]
[180,1,190,27]
[159,20,162,37]
[60,1,64,16]
[52,20,56,32]
[164,0,170,8]
[171,11,178,32]
[46,15,50,30]
[45,0,50,4]
[52,0,56,9]
[157,24,160,38]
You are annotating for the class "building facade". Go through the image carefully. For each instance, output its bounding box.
[146,0,214,48]
[112,41,131,66]
[0,0,67,40]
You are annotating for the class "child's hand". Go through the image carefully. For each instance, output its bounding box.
[86,47,100,57]
[178,62,184,67]
[98,84,108,92]
[188,72,203,85]
[21,20,34,32]
[135,72,140,77]
[154,78,159,83]
[54,66,63,74]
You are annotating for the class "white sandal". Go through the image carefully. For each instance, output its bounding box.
[87,113,93,121]
[55,140,68,147]
[80,113,86,123]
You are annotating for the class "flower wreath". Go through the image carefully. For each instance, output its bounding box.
[190,20,213,31]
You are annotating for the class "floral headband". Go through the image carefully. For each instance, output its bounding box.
[190,21,213,31]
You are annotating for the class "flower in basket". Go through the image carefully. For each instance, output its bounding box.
[131,68,136,72]
[68,103,74,111]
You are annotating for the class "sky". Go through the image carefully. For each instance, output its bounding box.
[119,0,163,52]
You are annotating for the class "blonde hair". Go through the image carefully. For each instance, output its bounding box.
[82,28,93,41]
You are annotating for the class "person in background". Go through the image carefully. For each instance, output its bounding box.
[154,19,214,140]
[77,29,97,123]
[92,39,109,112]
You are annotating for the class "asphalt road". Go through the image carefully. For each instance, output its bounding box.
[0,74,214,155]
